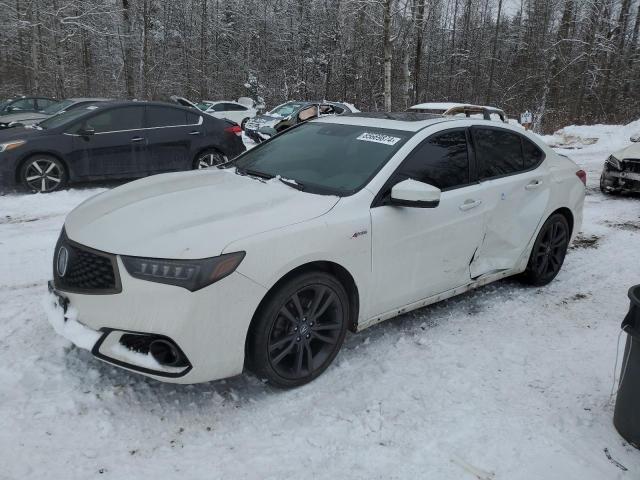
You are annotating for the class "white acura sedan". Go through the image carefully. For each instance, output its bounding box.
[46,112,585,387]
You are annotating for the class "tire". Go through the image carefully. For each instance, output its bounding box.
[20,155,67,193]
[246,271,349,388]
[520,213,570,286]
[193,149,227,169]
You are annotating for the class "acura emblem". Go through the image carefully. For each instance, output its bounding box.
[57,246,69,277]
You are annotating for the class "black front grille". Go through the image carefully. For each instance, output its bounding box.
[624,159,640,174]
[53,230,121,294]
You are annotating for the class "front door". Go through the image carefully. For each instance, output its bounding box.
[469,127,550,277]
[70,105,147,178]
[369,129,486,316]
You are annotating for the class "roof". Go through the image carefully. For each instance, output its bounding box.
[315,112,456,132]
[67,98,111,103]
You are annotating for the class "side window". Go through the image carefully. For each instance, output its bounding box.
[145,106,188,128]
[298,105,318,122]
[10,98,36,111]
[186,111,201,125]
[522,137,544,169]
[223,103,246,111]
[85,107,144,133]
[473,128,524,179]
[395,129,470,190]
[37,99,56,110]
[210,104,226,112]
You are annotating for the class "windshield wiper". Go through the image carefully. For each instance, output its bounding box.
[278,177,305,191]
[235,166,274,181]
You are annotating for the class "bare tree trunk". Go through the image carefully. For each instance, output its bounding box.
[383,0,393,111]
[412,0,426,104]
[485,0,502,103]
[121,0,135,98]
[199,0,208,98]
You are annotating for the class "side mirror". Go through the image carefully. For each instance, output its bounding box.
[390,179,441,208]
[78,127,95,137]
[630,133,640,143]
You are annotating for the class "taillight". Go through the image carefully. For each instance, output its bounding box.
[576,170,586,185]
[224,125,242,137]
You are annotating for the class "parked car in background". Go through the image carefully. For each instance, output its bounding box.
[600,132,640,195]
[0,98,110,129]
[45,111,584,388]
[0,101,245,193]
[196,100,257,128]
[0,96,57,116]
[171,96,257,129]
[244,100,356,143]
[408,102,507,122]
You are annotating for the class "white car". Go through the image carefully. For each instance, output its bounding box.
[197,101,257,128]
[46,113,586,388]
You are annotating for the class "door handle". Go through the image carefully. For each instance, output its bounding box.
[525,180,543,190]
[131,136,145,143]
[459,199,482,211]
[189,130,201,135]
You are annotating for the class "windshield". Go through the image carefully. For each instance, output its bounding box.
[268,102,305,118]
[38,105,100,129]
[232,123,411,195]
[196,102,211,111]
[42,99,73,115]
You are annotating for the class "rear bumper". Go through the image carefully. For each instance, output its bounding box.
[45,256,267,384]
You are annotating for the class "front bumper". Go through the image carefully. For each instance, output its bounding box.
[601,164,640,193]
[46,255,267,384]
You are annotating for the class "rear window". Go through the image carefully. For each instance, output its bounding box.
[473,128,524,179]
[145,106,188,128]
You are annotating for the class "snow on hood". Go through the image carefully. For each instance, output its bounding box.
[612,141,640,160]
[63,169,339,259]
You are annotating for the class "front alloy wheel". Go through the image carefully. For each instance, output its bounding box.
[194,150,226,169]
[521,213,570,286]
[20,156,66,193]
[247,272,349,388]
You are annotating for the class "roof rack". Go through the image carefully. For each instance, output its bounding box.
[408,103,507,123]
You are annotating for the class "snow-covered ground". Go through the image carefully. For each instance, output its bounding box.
[1,123,639,479]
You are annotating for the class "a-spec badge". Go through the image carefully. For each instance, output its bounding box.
[352,230,368,239]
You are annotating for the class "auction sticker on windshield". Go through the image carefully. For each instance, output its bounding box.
[356,132,401,146]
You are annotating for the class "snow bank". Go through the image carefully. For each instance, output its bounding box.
[543,118,640,152]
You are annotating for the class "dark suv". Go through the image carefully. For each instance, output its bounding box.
[244,101,355,143]
[0,101,245,193]
[0,96,57,116]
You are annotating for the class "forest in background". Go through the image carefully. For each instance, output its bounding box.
[0,0,638,133]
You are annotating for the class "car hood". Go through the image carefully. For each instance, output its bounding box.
[64,169,339,259]
[0,125,48,141]
[248,115,282,126]
[0,112,48,124]
[613,142,640,160]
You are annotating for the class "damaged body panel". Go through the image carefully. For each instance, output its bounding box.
[600,139,640,194]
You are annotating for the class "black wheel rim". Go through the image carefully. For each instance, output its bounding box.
[24,159,62,192]
[267,284,344,380]
[197,152,225,169]
[533,219,568,279]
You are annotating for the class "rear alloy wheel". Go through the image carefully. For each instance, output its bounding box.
[521,213,570,286]
[20,156,67,193]
[247,272,349,388]
[194,150,226,169]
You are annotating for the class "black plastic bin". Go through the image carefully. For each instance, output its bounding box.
[614,284,640,449]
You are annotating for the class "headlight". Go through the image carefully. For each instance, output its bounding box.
[0,140,25,152]
[606,155,622,170]
[121,252,246,291]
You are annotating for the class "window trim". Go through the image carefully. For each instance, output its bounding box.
[371,127,477,208]
[470,125,546,182]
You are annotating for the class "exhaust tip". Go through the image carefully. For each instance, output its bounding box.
[148,339,189,367]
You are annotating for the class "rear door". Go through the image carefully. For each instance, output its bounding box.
[70,105,146,177]
[469,127,550,277]
[144,105,202,172]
